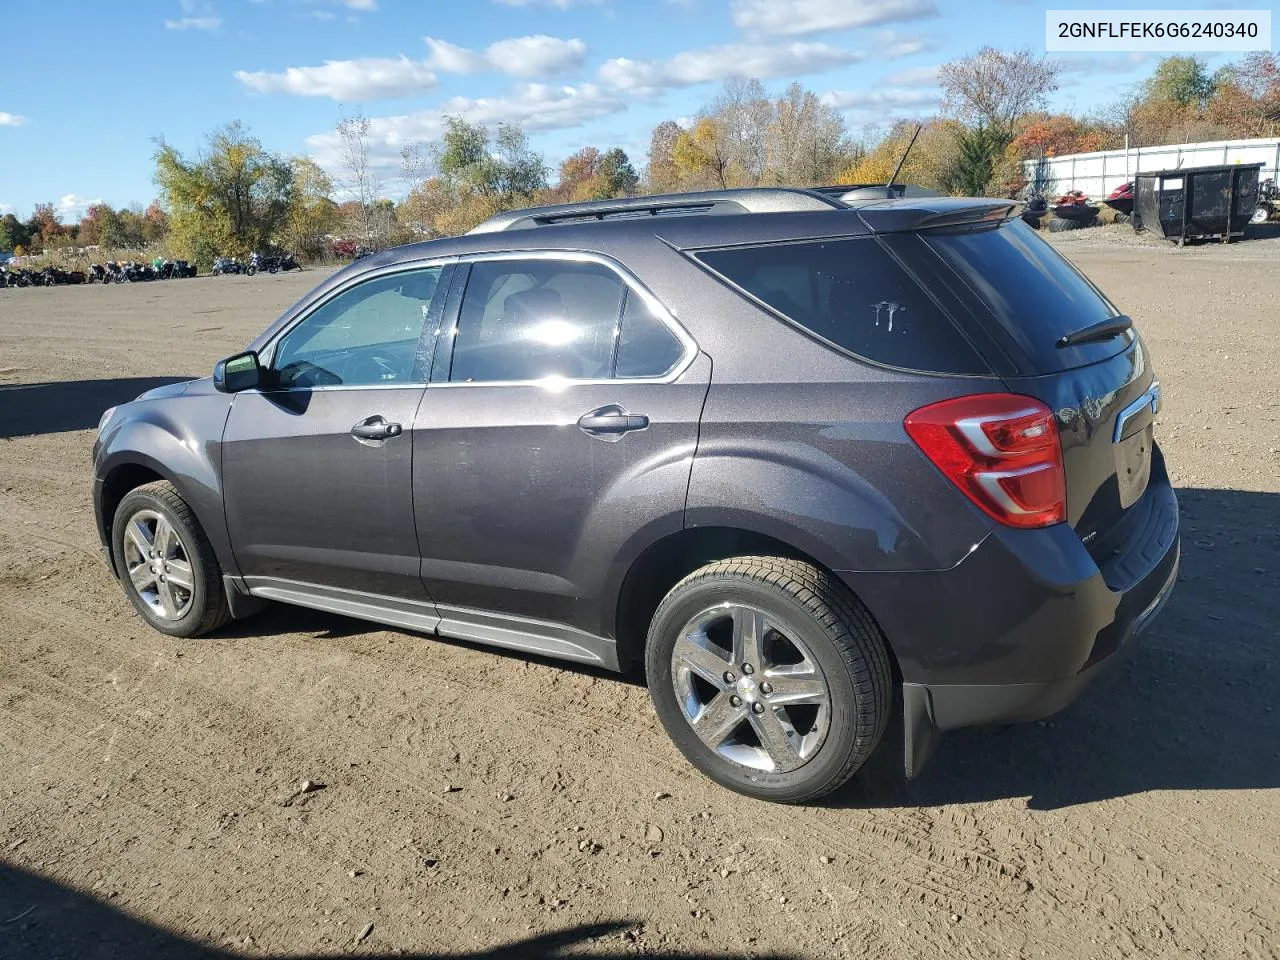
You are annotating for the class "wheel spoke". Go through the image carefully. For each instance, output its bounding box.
[156,579,179,618]
[673,631,731,688]
[750,707,802,770]
[691,693,746,749]
[764,669,828,706]
[153,517,176,559]
[125,517,153,558]
[128,563,156,592]
[164,558,194,591]
[730,605,766,669]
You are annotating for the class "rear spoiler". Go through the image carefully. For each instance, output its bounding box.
[848,198,1019,234]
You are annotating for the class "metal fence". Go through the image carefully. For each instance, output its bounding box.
[1023,137,1280,199]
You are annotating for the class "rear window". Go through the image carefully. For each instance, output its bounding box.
[695,237,988,374]
[924,219,1132,370]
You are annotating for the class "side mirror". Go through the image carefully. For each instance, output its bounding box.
[213,350,262,393]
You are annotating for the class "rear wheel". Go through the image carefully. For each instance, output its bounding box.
[1252,204,1271,225]
[111,481,230,638]
[645,557,892,803]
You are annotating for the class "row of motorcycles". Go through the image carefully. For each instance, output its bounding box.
[0,259,197,288]
[213,252,301,276]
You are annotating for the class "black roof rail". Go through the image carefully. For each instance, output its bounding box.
[466,187,846,234]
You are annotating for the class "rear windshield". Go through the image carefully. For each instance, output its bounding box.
[924,219,1132,370]
[695,237,989,375]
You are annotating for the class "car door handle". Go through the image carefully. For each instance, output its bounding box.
[351,416,402,441]
[578,406,649,438]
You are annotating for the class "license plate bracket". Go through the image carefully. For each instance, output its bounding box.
[1115,423,1153,509]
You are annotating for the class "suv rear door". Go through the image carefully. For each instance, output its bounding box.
[412,252,709,650]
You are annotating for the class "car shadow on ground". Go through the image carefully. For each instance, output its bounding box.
[0,377,193,439]
[0,863,798,960]
[211,488,1277,811]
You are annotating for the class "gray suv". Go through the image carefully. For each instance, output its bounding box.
[93,188,1180,803]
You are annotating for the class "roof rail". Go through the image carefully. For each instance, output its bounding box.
[466,188,846,234]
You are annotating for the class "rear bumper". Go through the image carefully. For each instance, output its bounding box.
[840,452,1180,777]
[901,538,1178,776]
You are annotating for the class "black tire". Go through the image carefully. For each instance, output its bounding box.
[645,557,893,803]
[1113,212,1131,225]
[110,481,230,638]
[246,265,257,277]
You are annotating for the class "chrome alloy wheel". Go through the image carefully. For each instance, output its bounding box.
[670,603,831,773]
[122,509,195,620]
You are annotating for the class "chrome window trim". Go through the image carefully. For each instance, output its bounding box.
[435,249,698,388]
[255,256,458,388]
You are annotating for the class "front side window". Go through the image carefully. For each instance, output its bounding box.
[272,266,443,388]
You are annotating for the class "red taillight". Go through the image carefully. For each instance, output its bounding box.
[904,393,1066,529]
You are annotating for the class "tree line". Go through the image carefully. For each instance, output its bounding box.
[4,50,1276,266]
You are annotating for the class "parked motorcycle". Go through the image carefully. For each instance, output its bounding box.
[87,263,108,284]
[212,256,244,276]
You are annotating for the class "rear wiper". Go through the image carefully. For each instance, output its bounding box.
[1056,315,1133,349]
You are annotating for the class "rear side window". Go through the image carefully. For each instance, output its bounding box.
[695,237,987,374]
[615,291,685,378]
[450,259,624,383]
[925,219,1131,371]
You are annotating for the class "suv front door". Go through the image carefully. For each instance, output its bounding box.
[413,253,709,650]
[222,263,452,605]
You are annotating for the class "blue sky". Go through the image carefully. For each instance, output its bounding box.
[0,0,1267,220]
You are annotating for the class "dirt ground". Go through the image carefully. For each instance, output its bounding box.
[1,233,1278,960]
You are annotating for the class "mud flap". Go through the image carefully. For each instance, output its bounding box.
[902,682,939,778]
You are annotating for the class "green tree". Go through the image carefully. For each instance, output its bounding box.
[154,121,293,265]
[940,124,1007,196]
[599,148,639,196]
[432,117,546,205]
[1145,56,1214,108]
[283,156,337,259]
[0,213,31,251]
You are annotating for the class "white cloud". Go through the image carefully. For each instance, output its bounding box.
[1054,53,1151,76]
[426,35,587,78]
[732,0,938,37]
[236,56,438,100]
[341,0,377,9]
[165,16,221,29]
[821,87,939,118]
[0,112,27,127]
[883,64,939,87]
[56,194,102,221]
[166,0,220,30]
[599,41,861,94]
[495,0,607,7]
[872,29,935,59]
[305,82,625,174]
[0,203,13,216]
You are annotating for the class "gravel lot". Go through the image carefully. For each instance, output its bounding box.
[1,232,1278,959]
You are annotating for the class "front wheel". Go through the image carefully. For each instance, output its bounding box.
[1251,204,1271,225]
[111,481,230,638]
[246,265,257,276]
[645,557,893,803]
